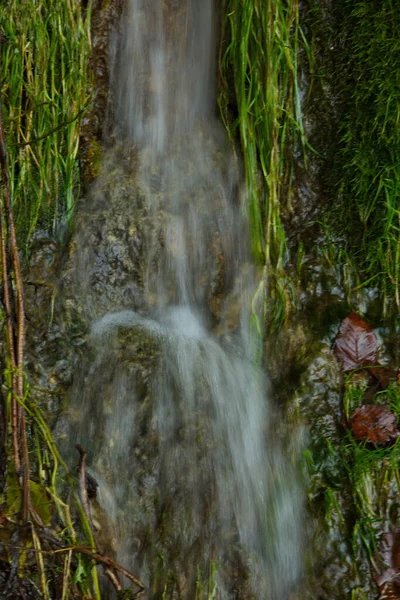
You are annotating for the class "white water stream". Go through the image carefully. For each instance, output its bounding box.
[66,1,303,597]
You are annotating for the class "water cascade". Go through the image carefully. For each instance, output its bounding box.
[64,1,303,597]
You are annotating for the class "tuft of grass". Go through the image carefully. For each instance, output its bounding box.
[0,2,100,596]
[3,370,101,598]
[0,0,92,249]
[326,0,400,313]
[219,0,308,330]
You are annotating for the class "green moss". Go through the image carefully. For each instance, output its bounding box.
[324,0,400,313]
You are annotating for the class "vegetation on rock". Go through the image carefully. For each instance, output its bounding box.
[219,0,307,329]
[331,0,400,313]
[0,0,91,248]
[303,314,400,598]
[305,0,400,315]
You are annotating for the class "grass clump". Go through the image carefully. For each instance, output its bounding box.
[0,2,111,597]
[0,0,92,249]
[325,0,400,313]
[1,374,101,599]
[219,0,308,329]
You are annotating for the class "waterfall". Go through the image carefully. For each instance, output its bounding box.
[63,1,303,597]
[114,0,215,152]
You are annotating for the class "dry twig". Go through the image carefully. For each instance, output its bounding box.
[76,444,146,596]
[0,29,30,521]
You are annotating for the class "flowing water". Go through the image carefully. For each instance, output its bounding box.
[64,0,303,597]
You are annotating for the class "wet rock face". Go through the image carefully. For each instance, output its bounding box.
[80,0,124,184]
[65,157,149,319]
[62,134,245,328]
[23,232,78,420]
[295,344,375,599]
[22,0,129,416]
[22,156,153,420]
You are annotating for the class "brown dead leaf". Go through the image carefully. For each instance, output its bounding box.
[370,367,400,390]
[376,531,400,599]
[349,405,398,445]
[333,312,378,372]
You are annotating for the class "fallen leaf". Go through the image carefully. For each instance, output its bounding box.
[6,474,53,524]
[333,312,378,372]
[377,573,400,600]
[349,405,398,445]
[370,367,399,390]
[392,532,400,570]
[376,531,400,599]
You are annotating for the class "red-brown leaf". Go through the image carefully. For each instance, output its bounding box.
[349,405,398,445]
[370,367,399,390]
[377,576,400,600]
[333,312,378,372]
[376,531,400,599]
